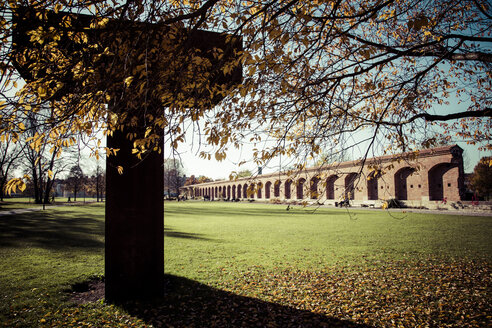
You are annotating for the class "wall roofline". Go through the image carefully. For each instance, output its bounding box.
[181,144,462,189]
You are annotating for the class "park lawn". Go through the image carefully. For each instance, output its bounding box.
[0,198,42,211]
[164,201,491,280]
[0,197,97,211]
[0,201,490,327]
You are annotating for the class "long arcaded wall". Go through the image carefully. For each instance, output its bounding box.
[180,145,465,205]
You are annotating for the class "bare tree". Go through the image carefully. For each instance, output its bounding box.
[20,107,77,204]
[65,165,85,201]
[164,158,186,196]
[0,135,24,200]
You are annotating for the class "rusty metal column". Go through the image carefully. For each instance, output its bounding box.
[105,125,163,302]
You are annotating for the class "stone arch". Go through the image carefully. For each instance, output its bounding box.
[237,184,242,199]
[326,175,338,200]
[265,181,272,199]
[214,186,218,198]
[345,173,358,200]
[232,185,236,199]
[227,185,231,199]
[428,163,457,201]
[297,178,306,199]
[285,179,292,199]
[243,184,248,198]
[222,186,226,198]
[310,176,320,199]
[274,180,281,197]
[257,182,263,198]
[394,167,416,200]
[367,170,382,201]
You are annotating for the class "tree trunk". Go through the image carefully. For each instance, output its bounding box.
[43,178,53,204]
[96,175,100,202]
[32,167,42,204]
[105,125,163,303]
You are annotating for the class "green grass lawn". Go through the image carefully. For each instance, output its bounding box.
[164,202,491,280]
[0,197,42,210]
[0,197,99,211]
[0,201,490,327]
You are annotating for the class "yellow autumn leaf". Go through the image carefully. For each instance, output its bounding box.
[37,86,47,97]
[117,166,124,175]
[54,3,63,13]
[124,76,134,87]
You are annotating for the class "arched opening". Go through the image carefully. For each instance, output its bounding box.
[428,163,456,201]
[218,186,222,198]
[394,167,416,200]
[285,180,292,199]
[222,186,226,198]
[274,180,281,197]
[310,176,320,199]
[326,175,338,199]
[345,173,358,200]
[237,184,242,199]
[265,181,272,199]
[367,170,381,201]
[297,178,306,199]
[232,185,236,199]
[243,184,248,198]
[257,182,263,198]
[226,185,230,199]
[215,186,218,198]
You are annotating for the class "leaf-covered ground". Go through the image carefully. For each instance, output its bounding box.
[216,259,491,328]
[37,258,490,328]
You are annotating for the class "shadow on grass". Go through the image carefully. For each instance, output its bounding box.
[121,274,372,328]
[164,226,215,241]
[0,210,104,250]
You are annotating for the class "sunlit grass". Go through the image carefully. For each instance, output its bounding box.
[0,197,101,211]
[163,201,491,282]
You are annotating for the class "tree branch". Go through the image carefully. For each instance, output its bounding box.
[394,108,492,126]
[162,0,220,25]
[344,32,492,63]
